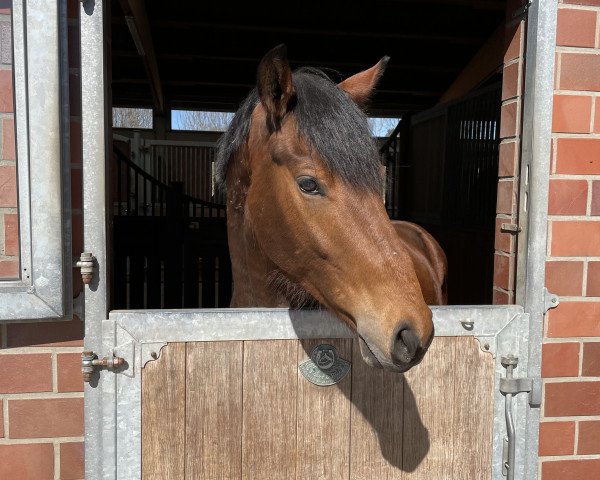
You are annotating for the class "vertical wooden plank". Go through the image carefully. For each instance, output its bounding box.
[350,340,404,480]
[296,338,352,480]
[185,341,243,480]
[451,337,495,478]
[142,343,186,480]
[402,337,456,480]
[242,340,298,480]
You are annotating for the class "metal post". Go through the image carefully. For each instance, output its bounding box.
[516,1,558,478]
[80,0,110,478]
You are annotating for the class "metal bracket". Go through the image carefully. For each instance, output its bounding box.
[544,288,560,313]
[500,223,521,234]
[113,323,167,373]
[75,252,96,285]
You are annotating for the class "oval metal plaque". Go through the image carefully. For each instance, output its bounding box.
[299,344,351,386]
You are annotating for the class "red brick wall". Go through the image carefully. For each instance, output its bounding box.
[540,1,600,479]
[493,3,526,304]
[0,2,85,479]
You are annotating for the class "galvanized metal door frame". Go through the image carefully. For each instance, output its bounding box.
[0,0,73,321]
[99,306,529,480]
[515,2,557,479]
[80,0,111,478]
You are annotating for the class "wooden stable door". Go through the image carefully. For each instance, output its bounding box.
[141,337,494,480]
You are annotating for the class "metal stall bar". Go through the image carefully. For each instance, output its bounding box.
[516,2,558,479]
[80,1,110,479]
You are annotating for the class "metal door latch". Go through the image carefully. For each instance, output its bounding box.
[500,355,541,479]
[81,351,125,382]
[76,252,96,285]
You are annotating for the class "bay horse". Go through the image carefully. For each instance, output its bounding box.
[216,45,447,373]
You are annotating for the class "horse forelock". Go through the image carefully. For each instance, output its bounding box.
[215,68,382,191]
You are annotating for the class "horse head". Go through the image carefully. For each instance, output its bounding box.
[217,45,434,373]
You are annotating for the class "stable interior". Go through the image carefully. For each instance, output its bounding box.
[109,0,508,308]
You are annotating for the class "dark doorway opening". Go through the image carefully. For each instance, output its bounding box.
[109,0,506,308]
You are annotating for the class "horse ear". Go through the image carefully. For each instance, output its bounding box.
[256,44,295,132]
[338,57,390,109]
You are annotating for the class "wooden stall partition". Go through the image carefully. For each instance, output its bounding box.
[141,337,494,480]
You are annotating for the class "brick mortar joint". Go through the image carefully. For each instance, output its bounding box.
[554,90,600,97]
[0,347,84,354]
[543,377,600,383]
[0,392,84,400]
[550,175,600,181]
[557,4,600,12]
[53,441,59,480]
[544,338,600,343]
[548,215,600,220]
[543,415,600,421]
[552,132,600,138]
[541,296,600,302]
[541,454,600,461]
[556,45,600,53]
[0,436,84,445]
[504,57,521,68]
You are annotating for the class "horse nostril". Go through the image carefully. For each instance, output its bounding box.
[392,326,420,364]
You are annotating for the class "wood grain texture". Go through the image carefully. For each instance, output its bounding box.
[138,336,495,480]
[185,341,243,480]
[451,337,495,479]
[296,338,352,480]
[349,339,405,480]
[142,343,186,480]
[403,337,455,480]
[242,340,298,480]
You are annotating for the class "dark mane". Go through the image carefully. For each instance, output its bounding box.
[215,68,382,191]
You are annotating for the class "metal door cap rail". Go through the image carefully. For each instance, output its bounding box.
[108,305,523,357]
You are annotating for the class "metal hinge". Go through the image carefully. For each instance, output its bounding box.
[512,0,532,19]
[76,252,96,285]
[500,355,541,479]
[81,351,125,383]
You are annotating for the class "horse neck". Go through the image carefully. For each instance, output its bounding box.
[225,159,288,308]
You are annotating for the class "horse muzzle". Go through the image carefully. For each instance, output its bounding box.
[358,322,433,373]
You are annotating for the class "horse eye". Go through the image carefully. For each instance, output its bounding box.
[297,176,320,195]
